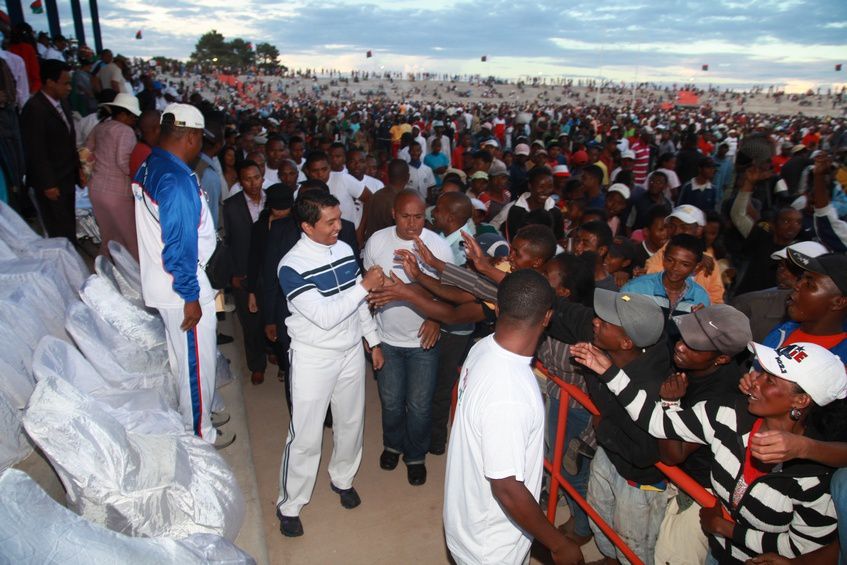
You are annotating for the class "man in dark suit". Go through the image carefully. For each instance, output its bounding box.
[223,160,268,385]
[21,59,79,242]
[262,179,360,414]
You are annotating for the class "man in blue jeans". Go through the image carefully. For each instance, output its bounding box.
[363,190,455,485]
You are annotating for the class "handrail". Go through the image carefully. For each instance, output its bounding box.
[536,361,726,565]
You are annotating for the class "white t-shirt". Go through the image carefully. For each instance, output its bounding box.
[444,334,546,565]
[406,163,436,200]
[328,171,365,226]
[350,174,385,228]
[363,227,453,347]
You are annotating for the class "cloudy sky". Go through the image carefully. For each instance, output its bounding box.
[37,0,847,91]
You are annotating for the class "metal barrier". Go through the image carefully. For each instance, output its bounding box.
[538,361,725,565]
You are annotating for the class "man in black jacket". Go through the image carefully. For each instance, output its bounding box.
[21,60,79,242]
[547,288,671,565]
[262,180,360,413]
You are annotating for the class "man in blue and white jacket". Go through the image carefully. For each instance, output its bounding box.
[275,189,385,538]
[133,104,230,447]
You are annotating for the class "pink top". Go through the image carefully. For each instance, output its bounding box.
[85,119,137,198]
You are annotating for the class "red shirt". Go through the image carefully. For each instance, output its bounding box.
[7,43,41,93]
[129,142,152,178]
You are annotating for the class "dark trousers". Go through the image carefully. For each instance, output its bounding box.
[35,178,76,243]
[430,331,472,450]
[233,288,267,373]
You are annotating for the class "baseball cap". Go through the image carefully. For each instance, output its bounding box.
[482,139,499,148]
[489,161,509,177]
[770,241,829,261]
[482,122,493,130]
[552,164,571,178]
[749,342,847,407]
[674,304,752,356]
[791,144,806,154]
[570,150,589,166]
[470,171,489,181]
[514,143,531,156]
[593,289,664,348]
[621,150,636,160]
[787,250,847,295]
[608,183,631,200]
[443,168,467,183]
[667,205,706,227]
[477,232,510,258]
[161,103,204,129]
[470,197,487,212]
[432,120,444,127]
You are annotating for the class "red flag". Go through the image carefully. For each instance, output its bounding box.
[837,64,843,72]
[135,30,142,40]
[366,50,372,58]
[701,64,709,71]
[481,55,487,62]
[30,0,43,13]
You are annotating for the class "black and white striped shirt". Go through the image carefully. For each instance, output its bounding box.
[598,365,838,563]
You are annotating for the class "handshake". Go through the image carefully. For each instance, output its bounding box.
[362,265,388,292]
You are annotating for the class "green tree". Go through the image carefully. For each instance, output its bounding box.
[190,30,230,65]
[228,38,255,68]
[255,42,280,69]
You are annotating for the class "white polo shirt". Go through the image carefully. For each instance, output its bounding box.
[328,171,366,226]
[444,334,545,565]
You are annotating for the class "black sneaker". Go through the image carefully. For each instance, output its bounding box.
[428,444,446,456]
[276,510,303,537]
[407,464,427,486]
[380,449,400,470]
[330,483,361,509]
[216,333,234,345]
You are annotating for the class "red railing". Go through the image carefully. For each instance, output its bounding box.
[538,362,724,565]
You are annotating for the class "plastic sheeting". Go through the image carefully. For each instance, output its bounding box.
[108,239,144,299]
[0,388,32,471]
[0,469,256,564]
[24,372,245,540]
[0,261,73,340]
[33,336,182,433]
[65,301,173,394]
[95,255,150,311]
[79,274,167,351]
[0,299,55,377]
[0,201,89,292]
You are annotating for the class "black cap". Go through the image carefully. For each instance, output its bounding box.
[788,250,847,295]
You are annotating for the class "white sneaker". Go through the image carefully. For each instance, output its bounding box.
[214,430,236,449]
[211,411,231,427]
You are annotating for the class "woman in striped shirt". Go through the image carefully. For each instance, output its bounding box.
[570,340,846,564]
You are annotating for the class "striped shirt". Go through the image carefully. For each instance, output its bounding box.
[597,365,838,563]
[630,140,650,187]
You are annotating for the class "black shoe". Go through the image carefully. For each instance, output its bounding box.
[407,463,427,486]
[428,444,445,456]
[380,449,400,470]
[330,483,361,509]
[216,333,234,345]
[277,511,303,537]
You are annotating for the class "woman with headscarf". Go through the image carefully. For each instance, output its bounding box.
[84,93,140,258]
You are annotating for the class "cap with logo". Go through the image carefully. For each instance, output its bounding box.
[593,289,664,348]
[514,143,531,156]
[770,241,829,261]
[787,250,847,295]
[749,342,847,406]
[161,103,205,129]
[674,304,752,356]
[667,205,706,227]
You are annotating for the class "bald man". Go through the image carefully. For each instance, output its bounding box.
[363,190,455,485]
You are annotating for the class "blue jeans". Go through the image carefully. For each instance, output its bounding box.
[377,343,439,464]
[547,397,592,538]
[832,467,847,565]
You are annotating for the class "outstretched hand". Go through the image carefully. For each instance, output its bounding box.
[660,372,688,401]
[570,342,613,374]
[412,236,445,273]
[394,249,423,281]
[368,272,415,308]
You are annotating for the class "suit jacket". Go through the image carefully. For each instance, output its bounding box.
[261,216,360,327]
[222,191,256,277]
[20,91,79,192]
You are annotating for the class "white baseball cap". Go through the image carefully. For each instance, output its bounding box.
[621,149,636,160]
[470,198,487,212]
[749,342,847,406]
[514,143,531,156]
[667,205,706,227]
[608,183,631,200]
[770,241,829,261]
[161,103,205,129]
[482,139,499,148]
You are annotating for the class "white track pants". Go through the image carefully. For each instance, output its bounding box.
[159,300,217,444]
[276,345,365,517]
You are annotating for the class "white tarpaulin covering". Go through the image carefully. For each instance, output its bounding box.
[65,302,174,406]
[0,259,76,338]
[32,336,183,433]
[0,299,55,377]
[95,255,150,311]
[24,372,245,540]
[0,200,89,292]
[0,469,255,564]
[0,386,31,470]
[80,274,167,351]
[107,240,143,299]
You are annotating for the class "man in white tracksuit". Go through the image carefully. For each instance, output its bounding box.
[133,104,233,448]
[275,189,385,537]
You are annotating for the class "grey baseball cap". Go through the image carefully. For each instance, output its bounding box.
[593,289,664,348]
[673,304,752,356]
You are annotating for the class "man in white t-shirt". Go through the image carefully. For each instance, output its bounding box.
[303,151,372,230]
[363,190,454,486]
[444,269,582,565]
[406,142,436,201]
[346,149,382,232]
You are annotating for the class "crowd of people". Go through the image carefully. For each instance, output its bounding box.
[3,17,847,565]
